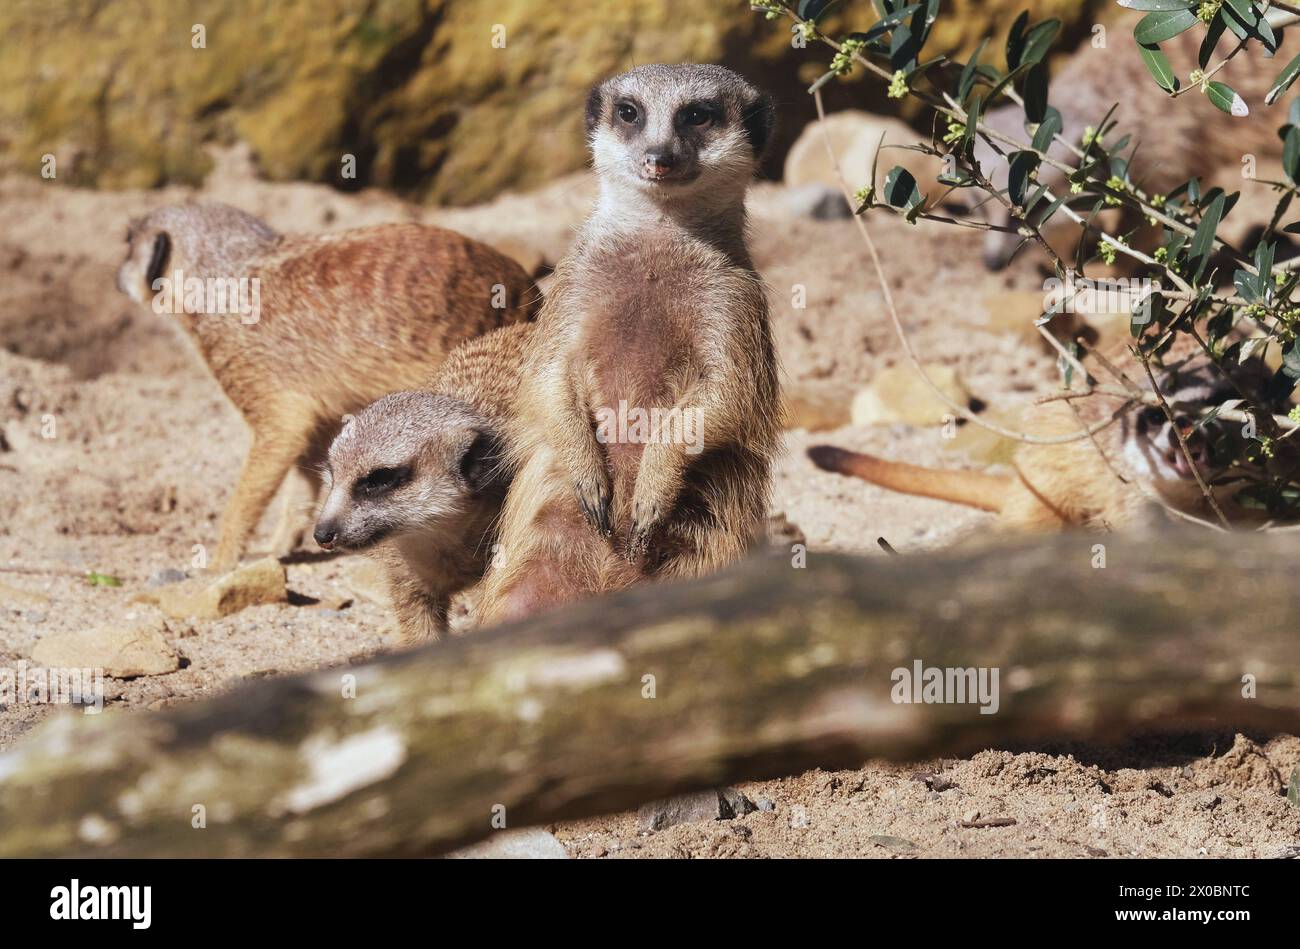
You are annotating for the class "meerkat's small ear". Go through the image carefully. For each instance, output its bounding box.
[459,429,503,493]
[146,232,171,289]
[742,91,777,159]
[584,84,605,138]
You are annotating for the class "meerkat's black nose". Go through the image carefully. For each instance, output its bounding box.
[643,151,675,177]
[314,523,338,550]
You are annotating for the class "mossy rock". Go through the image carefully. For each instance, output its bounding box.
[0,0,1101,204]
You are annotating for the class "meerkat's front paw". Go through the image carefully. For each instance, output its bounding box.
[626,497,665,561]
[574,474,612,536]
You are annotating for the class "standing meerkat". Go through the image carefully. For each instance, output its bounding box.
[314,322,532,643]
[115,203,537,572]
[476,63,781,625]
[809,351,1293,531]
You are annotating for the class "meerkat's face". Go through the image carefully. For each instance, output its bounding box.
[1121,360,1273,501]
[314,392,503,553]
[116,203,278,302]
[586,63,775,200]
[117,216,173,303]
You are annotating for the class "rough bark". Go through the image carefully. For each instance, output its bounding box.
[0,527,1297,857]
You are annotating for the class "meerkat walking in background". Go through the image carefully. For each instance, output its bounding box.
[314,323,531,644]
[116,203,537,572]
[810,351,1292,531]
[476,64,781,625]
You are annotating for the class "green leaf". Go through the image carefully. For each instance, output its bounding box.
[1234,268,1261,303]
[1133,8,1199,44]
[1138,42,1178,92]
[1266,53,1300,106]
[858,3,923,42]
[84,571,122,587]
[1021,19,1061,66]
[889,21,921,70]
[961,94,982,159]
[1022,61,1050,122]
[1288,767,1300,807]
[1198,12,1226,69]
[1036,193,1068,227]
[1205,80,1249,117]
[1283,125,1300,183]
[1031,107,1062,153]
[797,0,836,20]
[1221,0,1262,42]
[1005,11,1030,70]
[1008,151,1040,206]
[958,37,988,102]
[883,165,924,213]
[1189,191,1226,280]
[1117,0,1197,9]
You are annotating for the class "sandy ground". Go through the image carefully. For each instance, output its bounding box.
[1,147,1296,858]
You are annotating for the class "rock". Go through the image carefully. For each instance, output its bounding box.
[446,828,568,859]
[782,183,852,220]
[146,568,188,588]
[784,111,941,199]
[851,364,971,427]
[757,798,776,812]
[637,787,757,833]
[32,617,179,678]
[0,581,52,611]
[781,380,853,432]
[134,556,287,620]
[0,2,1094,203]
[346,558,391,608]
[868,834,919,853]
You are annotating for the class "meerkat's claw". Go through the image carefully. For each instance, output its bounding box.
[625,523,652,562]
[576,483,612,536]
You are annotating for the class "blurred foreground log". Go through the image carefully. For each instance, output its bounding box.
[1,527,1298,856]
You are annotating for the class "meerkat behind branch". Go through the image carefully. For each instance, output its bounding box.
[475,63,781,625]
[115,203,537,572]
[809,352,1294,531]
[313,322,531,644]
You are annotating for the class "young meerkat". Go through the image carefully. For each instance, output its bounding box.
[475,63,781,625]
[115,203,537,572]
[313,322,531,644]
[809,351,1294,531]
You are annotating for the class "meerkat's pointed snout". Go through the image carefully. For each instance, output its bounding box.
[313,522,338,551]
[642,150,675,179]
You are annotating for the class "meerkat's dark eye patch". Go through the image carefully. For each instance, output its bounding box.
[459,430,503,493]
[677,102,720,128]
[1137,406,1166,434]
[354,465,410,499]
[741,91,777,158]
[146,232,171,289]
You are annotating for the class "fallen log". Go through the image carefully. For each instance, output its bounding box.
[0,526,1297,856]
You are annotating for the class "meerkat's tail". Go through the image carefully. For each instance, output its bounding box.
[807,445,1009,513]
